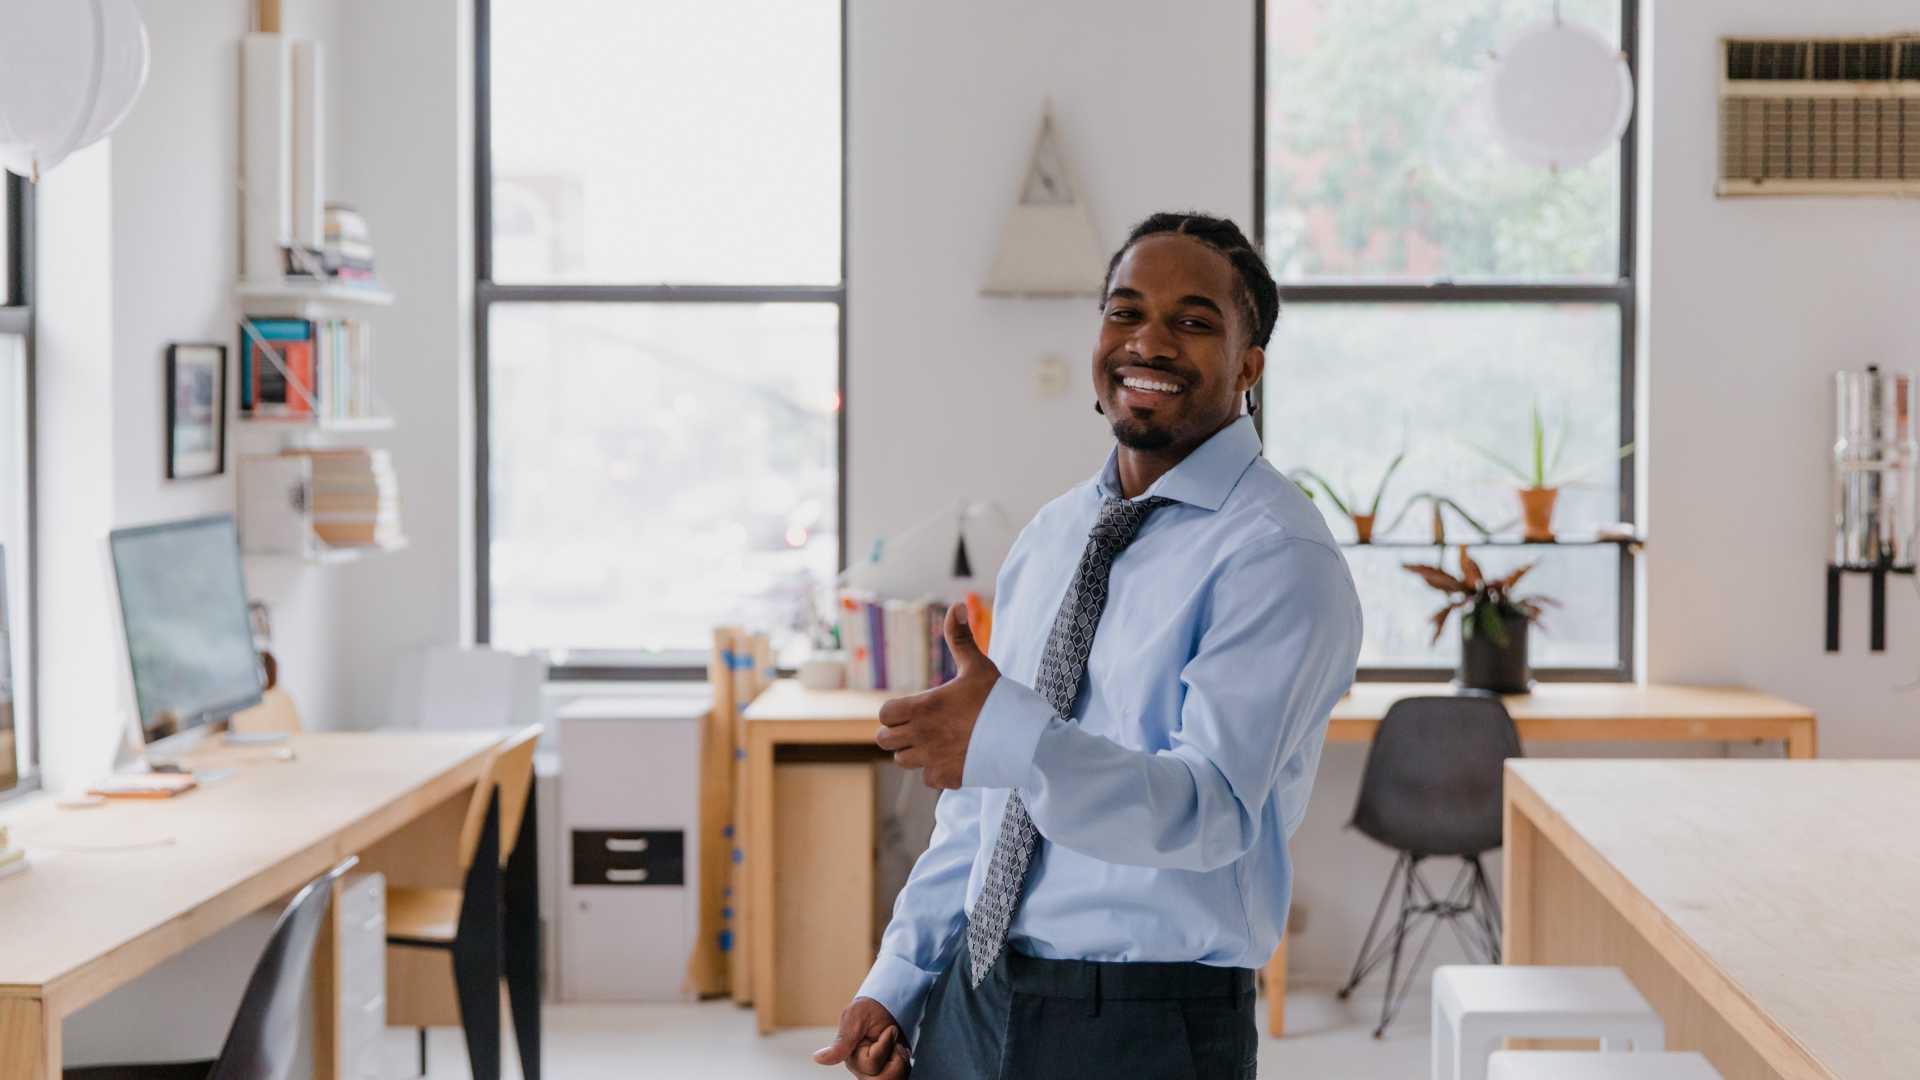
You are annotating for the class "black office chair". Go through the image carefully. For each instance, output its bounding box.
[386,726,541,1080]
[65,856,358,1080]
[1335,694,1521,1038]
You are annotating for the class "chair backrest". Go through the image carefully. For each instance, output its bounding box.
[207,856,357,1080]
[391,645,548,732]
[1350,694,1521,858]
[229,687,304,735]
[457,725,543,870]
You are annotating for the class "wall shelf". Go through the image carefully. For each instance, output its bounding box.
[246,538,409,566]
[237,280,394,318]
[238,414,395,435]
[1341,534,1645,550]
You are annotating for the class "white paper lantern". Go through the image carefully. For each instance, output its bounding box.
[0,0,150,181]
[1489,18,1633,171]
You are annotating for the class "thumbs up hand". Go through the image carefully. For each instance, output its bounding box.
[875,603,1002,789]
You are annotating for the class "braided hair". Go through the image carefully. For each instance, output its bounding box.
[1101,212,1280,349]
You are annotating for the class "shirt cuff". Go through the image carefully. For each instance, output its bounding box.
[857,952,941,1035]
[963,676,1053,789]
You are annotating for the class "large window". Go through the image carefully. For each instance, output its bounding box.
[0,174,35,793]
[1258,0,1637,679]
[476,0,844,675]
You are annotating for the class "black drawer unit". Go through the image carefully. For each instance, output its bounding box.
[571,828,684,886]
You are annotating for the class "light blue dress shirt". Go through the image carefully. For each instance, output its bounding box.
[856,416,1364,1031]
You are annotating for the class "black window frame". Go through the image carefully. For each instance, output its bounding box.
[1,172,38,797]
[472,0,849,681]
[1253,0,1639,683]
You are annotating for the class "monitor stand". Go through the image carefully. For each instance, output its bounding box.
[111,711,220,774]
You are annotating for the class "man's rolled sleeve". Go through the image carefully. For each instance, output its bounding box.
[962,675,1054,789]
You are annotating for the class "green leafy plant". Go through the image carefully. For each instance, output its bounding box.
[1402,546,1556,646]
[1297,449,1405,522]
[1382,491,1495,543]
[1468,400,1634,489]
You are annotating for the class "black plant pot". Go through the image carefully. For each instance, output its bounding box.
[1458,608,1532,694]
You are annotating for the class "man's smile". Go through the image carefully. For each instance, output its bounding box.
[1113,365,1190,408]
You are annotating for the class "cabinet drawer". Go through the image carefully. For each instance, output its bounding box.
[572,829,683,885]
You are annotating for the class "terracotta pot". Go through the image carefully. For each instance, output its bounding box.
[1517,487,1558,542]
[1351,513,1375,544]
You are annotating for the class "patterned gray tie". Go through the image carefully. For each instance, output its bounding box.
[965,494,1176,987]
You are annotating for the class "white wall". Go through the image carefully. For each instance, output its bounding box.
[846,0,1255,567]
[325,0,474,728]
[1640,0,1920,759]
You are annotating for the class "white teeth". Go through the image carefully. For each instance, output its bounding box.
[1123,377,1182,394]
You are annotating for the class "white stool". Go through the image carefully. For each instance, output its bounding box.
[1432,966,1664,1080]
[1489,1050,1720,1079]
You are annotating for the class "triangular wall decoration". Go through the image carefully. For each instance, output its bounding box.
[981,108,1105,297]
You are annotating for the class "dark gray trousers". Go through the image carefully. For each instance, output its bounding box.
[911,950,1258,1080]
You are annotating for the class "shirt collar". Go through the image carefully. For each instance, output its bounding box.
[1094,415,1263,512]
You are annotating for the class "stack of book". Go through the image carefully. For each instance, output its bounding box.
[297,448,403,548]
[836,592,992,692]
[321,203,377,284]
[0,824,23,881]
[239,316,377,422]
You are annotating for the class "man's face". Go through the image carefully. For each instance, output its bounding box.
[1092,234,1263,453]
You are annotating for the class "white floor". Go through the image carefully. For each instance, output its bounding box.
[382,987,1431,1079]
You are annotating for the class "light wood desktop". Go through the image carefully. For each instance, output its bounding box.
[0,729,508,1079]
[1504,760,1909,1079]
[741,679,1817,1036]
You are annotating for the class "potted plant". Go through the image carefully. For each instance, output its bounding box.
[1382,491,1495,545]
[1469,402,1633,542]
[1403,547,1555,693]
[1293,451,1406,544]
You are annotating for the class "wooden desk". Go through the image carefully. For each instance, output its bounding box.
[742,680,1817,1035]
[1336,683,1817,759]
[1504,760,1911,1079]
[0,730,503,1079]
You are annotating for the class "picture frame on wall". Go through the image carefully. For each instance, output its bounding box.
[166,343,227,480]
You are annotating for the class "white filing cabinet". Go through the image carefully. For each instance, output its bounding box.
[556,691,707,1002]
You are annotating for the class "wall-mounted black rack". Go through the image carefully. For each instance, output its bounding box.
[1825,560,1913,653]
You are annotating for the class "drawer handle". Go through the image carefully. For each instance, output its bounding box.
[605,837,650,853]
[606,868,650,883]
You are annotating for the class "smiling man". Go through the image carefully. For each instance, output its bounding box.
[813,212,1363,1079]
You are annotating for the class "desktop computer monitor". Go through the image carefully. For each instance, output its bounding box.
[108,514,264,747]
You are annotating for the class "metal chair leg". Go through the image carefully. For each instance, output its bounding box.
[1372,855,1419,1039]
[417,1027,428,1077]
[1337,851,1408,1000]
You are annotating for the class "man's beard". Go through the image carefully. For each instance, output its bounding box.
[1109,413,1175,451]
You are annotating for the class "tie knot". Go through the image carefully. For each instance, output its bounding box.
[1091,496,1174,549]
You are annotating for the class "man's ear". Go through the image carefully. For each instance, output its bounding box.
[1238,344,1266,398]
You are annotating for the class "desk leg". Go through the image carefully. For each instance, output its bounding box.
[748,731,777,1035]
[1502,787,1535,966]
[0,996,59,1080]
[1264,936,1287,1037]
[1786,720,1817,760]
[312,878,346,1080]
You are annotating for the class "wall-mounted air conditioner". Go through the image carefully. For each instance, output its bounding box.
[1718,35,1920,197]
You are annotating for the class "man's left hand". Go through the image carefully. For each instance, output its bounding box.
[876,603,1000,789]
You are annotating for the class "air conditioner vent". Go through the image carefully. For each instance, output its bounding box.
[1718,35,1920,196]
